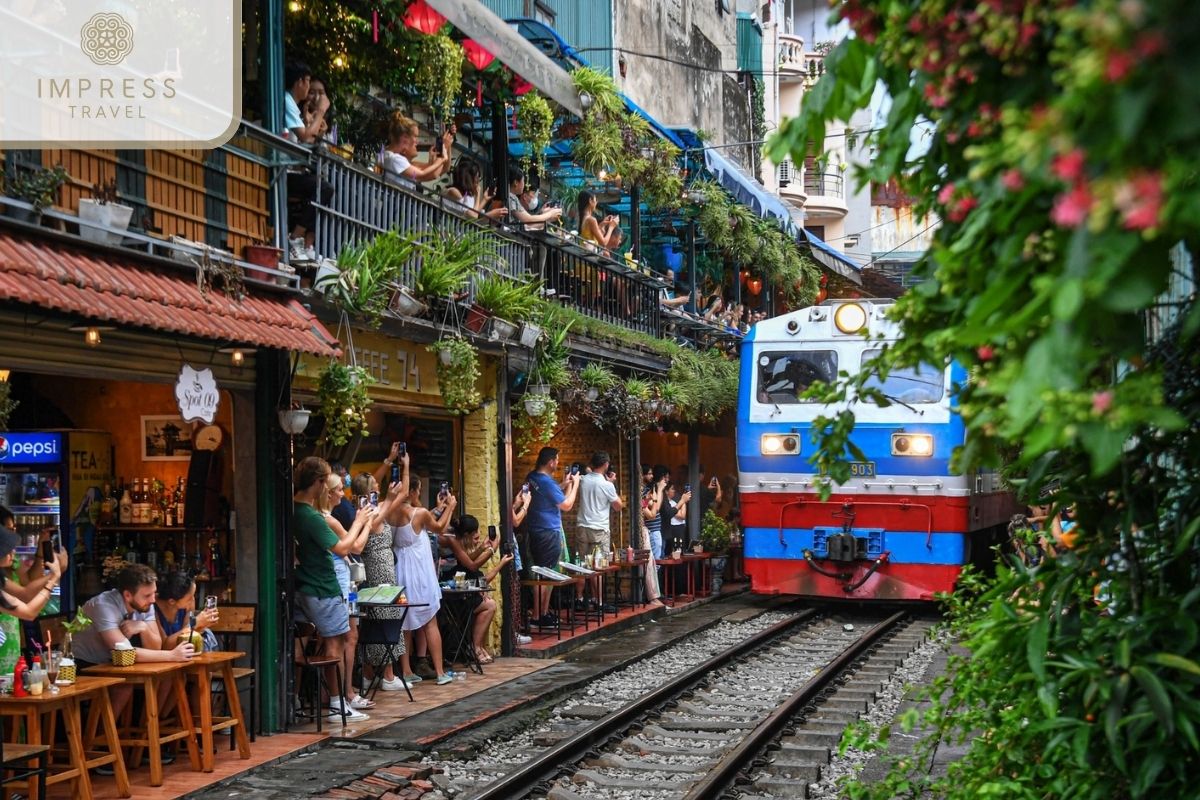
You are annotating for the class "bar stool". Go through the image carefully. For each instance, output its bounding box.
[292,622,345,733]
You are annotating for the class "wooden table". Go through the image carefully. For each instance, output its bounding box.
[83,661,201,787]
[184,651,252,772]
[0,675,130,800]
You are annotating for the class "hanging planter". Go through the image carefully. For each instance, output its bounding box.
[414,30,465,122]
[389,285,427,317]
[277,407,311,436]
[516,91,554,178]
[523,395,546,416]
[514,396,559,457]
[527,383,551,397]
[490,317,518,342]
[317,362,374,447]
[429,336,481,415]
[584,387,600,402]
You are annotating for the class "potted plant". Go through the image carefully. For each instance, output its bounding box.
[317,362,374,447]
[579,362,616,402]
[517,90,555,178]
[518,319,543,349]
[78,179,134,244]
[700,509,732,593]
[657,381,684,417]
[244,223,283,275]
[514,395,559,457]
[429,336,481,414]
[473,274,540,341]
[0,380,18,431]
[415,228,493,303]
[278,403,311,436]
[3,164,68,223]
[624,377,651,407]
[414,30,465,123]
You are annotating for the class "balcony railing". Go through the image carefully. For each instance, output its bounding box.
[308,147,530,285]
[527,230,664,338]
[779,34,826,85]
[803,171,844,199]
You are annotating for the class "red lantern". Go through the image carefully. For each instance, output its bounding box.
[461,39,494,71]
[403,0,446,35]
[815,288,828,303]
[747,278,763,296]
[739,269,750,286]
[512,76,533,95]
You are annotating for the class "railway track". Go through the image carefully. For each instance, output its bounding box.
[450,610,933,800]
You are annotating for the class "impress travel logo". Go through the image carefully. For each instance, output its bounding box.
[0,1,241,148]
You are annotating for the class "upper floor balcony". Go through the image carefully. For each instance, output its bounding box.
[802,169,848,220]
[778,34,826,86]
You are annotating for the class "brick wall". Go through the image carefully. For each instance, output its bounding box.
[511,416,636,550]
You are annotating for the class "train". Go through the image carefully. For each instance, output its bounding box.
[736,300,1013,601]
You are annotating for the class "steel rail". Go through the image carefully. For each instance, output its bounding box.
[681,609,910,800]
[462,608,820,800]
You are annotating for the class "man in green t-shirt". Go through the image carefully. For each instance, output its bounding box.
[292,457,378,724]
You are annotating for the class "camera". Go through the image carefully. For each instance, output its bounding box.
[369,490,379,506]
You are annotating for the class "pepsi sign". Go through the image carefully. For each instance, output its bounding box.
[0,433,62,464]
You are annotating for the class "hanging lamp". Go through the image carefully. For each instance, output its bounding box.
[403,0,446,35]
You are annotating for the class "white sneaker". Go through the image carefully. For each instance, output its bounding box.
[379,676,414,691]
[328,703,369,723]
[288,237,310,262]
[349,694,375,709]
[515,634,532,645]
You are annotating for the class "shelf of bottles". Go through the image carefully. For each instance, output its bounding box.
[76,476,234,603]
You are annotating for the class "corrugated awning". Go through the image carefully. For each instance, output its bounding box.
[0,230,340,357]
[802,228,863,282]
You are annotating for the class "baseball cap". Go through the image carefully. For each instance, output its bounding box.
[0,527,20,558]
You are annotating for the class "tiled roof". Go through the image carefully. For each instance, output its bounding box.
[0,230,340,357]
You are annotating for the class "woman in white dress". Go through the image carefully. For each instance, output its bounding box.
[385,463,457,686]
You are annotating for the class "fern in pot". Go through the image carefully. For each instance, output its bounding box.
[429,336,481,414]
[579,362,616,403]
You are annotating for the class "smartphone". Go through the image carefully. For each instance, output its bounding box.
[398,442,406,456]
[440,481,449,494]
[710,477,719,489]
[487,525,498,542]
[684,484,692,493]
[358,496,369,509]
[50,529,61,552]
[521,482,530,495]
[391,463,401,484]
[205,595,218,611]
[570,465,581,476]
[41,539,54,563]
[369,490,379,506]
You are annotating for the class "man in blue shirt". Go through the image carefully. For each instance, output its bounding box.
[525,447,578,625]
[283,61,334,263]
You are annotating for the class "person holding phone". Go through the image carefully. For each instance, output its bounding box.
[440,515,512,663]
[577,190,623,251]
[524,447,579,626]
[0,510,62,624]
[444,159,508,222]
[575,453,623,608]
[380,113,453,186]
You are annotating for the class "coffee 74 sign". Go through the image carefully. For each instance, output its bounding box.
[0,0,240,148]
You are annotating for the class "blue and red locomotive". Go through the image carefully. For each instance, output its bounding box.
[736,300,1011,601]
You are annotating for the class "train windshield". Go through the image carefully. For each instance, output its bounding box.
[859,350,945,404]
[756,350,837,404]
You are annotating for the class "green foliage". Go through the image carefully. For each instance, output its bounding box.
[514,395,559,457]
[694,180,734,250]
[579,362,617,390]
[668,348,739,424]
[317,361,374,447]
[699,509,732,554]
[774,1,1200,797]
[0,382,18,431]
[3,164,68,214]
[623,377,650,401]
[61,609,93,636]
[429,336,480,415]
[414,30,464,123]
[319,231,422,322]
[415,228,498,299]
[517,91,555,178]
[570,67,624,118]
[472,274,541,323]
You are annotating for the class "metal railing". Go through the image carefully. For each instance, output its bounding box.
[307,147,530,283]
[531,232,663,338]
[803,170,844,199]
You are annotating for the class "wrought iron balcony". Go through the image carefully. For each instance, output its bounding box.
[803,170,844,200]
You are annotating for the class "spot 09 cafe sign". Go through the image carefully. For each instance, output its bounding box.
[0,0,241,148]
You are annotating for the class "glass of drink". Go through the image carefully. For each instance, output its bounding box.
[47,650,61,694]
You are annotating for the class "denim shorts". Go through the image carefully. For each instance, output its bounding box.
[295,592,350,638]
[649,528,664,560]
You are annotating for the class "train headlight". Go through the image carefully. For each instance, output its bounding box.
[892,433,934,457]
[761,434,800,455]
[834,303,868,334]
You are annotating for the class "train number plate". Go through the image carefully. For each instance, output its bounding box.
[848,461,877,478]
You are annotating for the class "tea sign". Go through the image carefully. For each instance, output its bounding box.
[175,365,220,424]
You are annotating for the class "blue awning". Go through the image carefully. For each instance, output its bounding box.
[701,147,793,227]
[803,228,862,281]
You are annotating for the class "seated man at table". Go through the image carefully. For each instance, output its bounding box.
[72,564,195,719]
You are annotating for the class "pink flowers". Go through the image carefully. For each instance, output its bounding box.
[1114,171,1164,231]
[977,345,995,362]
[1105,50,1136,82]
[1051,183,1093,228]
[938,183,978,222]
[1001,169,1025,191]
[1052,149,1087,183]
[1091,391,1114,415]
[937,183,957,205]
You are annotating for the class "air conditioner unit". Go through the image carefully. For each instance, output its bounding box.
[777,158,793,188]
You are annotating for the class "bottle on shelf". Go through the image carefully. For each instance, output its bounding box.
[207,535,223,580]
[150,480,163,526]
[124,536,138,565]
[118,483,133,525]
[163,538,176,570]
[174,477,186,527]
[100,483,114,525]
